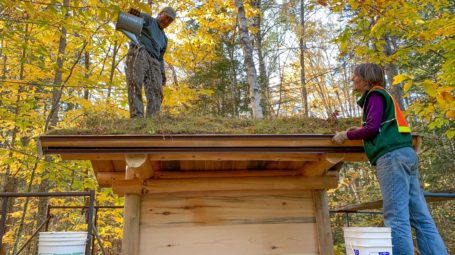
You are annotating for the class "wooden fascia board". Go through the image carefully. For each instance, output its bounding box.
[39,134,364,149]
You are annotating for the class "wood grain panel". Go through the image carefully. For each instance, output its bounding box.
[140,191,314,227]
[139,223,319,255]
[143,176,338,195]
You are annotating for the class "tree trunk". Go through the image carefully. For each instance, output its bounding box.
[1,39,6,79]
[45,0,70,130]
[275,61,284,118]
[1,21,30,255]
[226,29,240,117]
[84,50,90,100]
[11,161,39,255]
[300,0,309,117]
[253,0,270,117]
[35,1,70,254]
[107,40,119,100]
[383,36,405,110]
[234,0,264,119]
[168,64,179,87]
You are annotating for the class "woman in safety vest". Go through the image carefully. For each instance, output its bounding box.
[332,63,448,255]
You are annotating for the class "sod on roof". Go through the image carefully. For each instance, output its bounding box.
[46,114,360,135]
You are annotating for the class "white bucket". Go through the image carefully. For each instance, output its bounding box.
[343,227,393,255]
[38,232,87,255]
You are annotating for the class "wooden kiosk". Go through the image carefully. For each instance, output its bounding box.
[38,134,420,255]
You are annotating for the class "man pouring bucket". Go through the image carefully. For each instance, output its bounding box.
[122,7,176,118]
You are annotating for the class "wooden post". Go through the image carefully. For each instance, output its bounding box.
[313,190,334,255]
[121,166,141,255]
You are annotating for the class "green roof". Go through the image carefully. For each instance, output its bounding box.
[47,114,359,135]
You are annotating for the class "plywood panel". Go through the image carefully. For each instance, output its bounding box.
[141,191,314,227]
[139,223,319,255]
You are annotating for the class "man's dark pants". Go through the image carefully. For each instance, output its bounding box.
[125,47,163,118]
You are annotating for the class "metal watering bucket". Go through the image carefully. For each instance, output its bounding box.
[115,11,144,44]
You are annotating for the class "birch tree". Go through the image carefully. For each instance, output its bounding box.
[234,0,264,119]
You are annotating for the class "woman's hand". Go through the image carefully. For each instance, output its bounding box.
[332,131,348,144]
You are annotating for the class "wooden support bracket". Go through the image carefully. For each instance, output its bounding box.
[125,154,155,180]
[301,154,344,177]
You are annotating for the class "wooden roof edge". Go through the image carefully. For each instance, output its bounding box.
[38,134,367,156]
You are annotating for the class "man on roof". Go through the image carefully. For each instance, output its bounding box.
[125,7,176,118]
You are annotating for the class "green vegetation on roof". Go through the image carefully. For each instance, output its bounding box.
[47,113,359,135]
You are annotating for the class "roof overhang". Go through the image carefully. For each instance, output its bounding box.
[38,134,422,193]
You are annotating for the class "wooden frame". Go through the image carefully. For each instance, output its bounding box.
[38,134,418,255]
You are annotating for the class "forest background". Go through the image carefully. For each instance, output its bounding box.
[0,0,453,254]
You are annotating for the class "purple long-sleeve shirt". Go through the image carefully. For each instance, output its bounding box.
[347,93,385,140]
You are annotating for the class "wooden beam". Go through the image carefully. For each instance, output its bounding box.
[90,160,115,173]
[143,176,338,195]
[125,154,154,180]
[64,152,370,162]
[112,179,144,195]
[313,190,334,255]
[147,152,320,161]
[302,154,344,177]
[121,166,141,255]
[62,152,321,161]
[62,154,125,160]
[154,169,302,179]
[96,172,124,187]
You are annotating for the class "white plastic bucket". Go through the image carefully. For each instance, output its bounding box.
[38,232,87,255]
[343,227,393,255]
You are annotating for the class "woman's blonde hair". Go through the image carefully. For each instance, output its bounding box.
[354,63,385,87]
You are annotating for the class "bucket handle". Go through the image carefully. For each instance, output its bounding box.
[348,241,356,255]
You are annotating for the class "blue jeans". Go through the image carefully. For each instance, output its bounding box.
[376,147,448,255]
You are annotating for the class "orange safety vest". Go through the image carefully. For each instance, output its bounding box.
[368,86,411,133]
